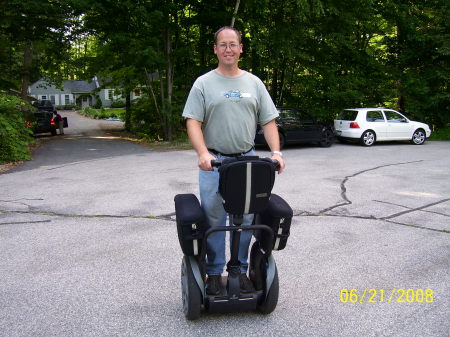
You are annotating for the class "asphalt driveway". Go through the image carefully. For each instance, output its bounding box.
[0,111,449,336]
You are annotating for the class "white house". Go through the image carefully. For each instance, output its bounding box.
[28,77,142,108]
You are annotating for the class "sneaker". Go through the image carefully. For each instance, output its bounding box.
[206,275,221,295]
[239,273,255,293]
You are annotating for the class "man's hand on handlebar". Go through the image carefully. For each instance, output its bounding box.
[198,152,217,171]
[271,153,285,174]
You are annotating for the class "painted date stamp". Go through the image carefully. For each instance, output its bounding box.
[339,288,434,303]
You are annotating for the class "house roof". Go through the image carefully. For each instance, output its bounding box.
[63,80,98,93]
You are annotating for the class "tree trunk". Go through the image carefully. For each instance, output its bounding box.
[277,57,287,105]
[231,0,241,27]
[271,68,278,103]
[145,67,165,131]
[20,40,33,99]
[165,27,173,141]
[125,92,131,131]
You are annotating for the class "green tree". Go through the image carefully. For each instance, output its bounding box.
[1,0,76,97]
[379,0,450,126]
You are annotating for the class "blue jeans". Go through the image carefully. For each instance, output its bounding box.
[199,150,256,275]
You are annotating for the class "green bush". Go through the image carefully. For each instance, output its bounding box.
[93,99,102,109]
[429,125,450,141]
[128,98,162,140]
[110,100,126,108]
[96,107,108,119]
[0,93,34,163]
[79,106,125,120]
[81,106,97,118]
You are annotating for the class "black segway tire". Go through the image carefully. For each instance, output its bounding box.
[258,264,279,314]
[249,241,265,290]
[181,256,202,320]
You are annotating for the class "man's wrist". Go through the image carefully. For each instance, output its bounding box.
[271,151,283,157]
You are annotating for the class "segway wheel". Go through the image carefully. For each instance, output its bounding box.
[258,265,279,314]
[250,242,279,314]
[249,241,265,290]
[181,256,202,320]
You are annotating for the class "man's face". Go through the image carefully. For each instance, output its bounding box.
[214,29,243,66]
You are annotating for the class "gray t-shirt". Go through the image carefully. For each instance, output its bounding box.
[182,70,278,154]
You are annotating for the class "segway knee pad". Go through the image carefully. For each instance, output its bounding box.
[174,193,208,256]
[255,194,293,251]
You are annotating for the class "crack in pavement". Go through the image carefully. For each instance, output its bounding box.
[293,159,450,233]
[374,199,450,218]
[1,207,448,233]
[0,198,44,207]
[45,156,122,171]
[0,220,52,226]
[319,160,425,214]
[0,209,176,224]
[384,218,450,233]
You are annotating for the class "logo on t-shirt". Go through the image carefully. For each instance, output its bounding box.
[224,90,251,102]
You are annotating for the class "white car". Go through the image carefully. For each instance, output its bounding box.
[334,108,432,146]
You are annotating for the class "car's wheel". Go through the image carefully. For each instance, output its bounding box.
[319,128,334,147]
[50,128,57,136]
[181,256,202,320]
[411,129,426,145]
[279,133,285,150]
[360,130,376,146]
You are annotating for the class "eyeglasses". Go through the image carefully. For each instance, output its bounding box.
[216,43,240,51]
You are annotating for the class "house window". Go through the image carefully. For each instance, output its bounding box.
[41,95,47,100]
[50,95,56,104]
[108,89,114,100]
[65,95,70,105]
[134,89,141,97]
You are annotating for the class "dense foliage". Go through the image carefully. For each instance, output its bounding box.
[1,0,449,141]
[0,94,34,163]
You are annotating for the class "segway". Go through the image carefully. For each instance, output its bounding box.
[174,156,293,320]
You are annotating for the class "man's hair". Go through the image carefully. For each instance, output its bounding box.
[214,26,242,44]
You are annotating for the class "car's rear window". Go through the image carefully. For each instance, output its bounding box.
[337,110,358,121]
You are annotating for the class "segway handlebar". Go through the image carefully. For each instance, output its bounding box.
[211,158,280,170]
[211,160,222,167]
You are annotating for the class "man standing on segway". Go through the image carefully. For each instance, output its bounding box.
[182,26,285,295]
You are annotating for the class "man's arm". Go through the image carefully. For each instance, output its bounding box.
[261,119,286,173]
[186,118,216,171]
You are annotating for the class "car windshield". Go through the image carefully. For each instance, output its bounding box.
[277,109,298,120]
[337,110,358,121]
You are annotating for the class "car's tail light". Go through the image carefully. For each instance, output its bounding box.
[50,118,55,126]
[350,122,360,128]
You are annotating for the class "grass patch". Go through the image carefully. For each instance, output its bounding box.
[105,128,192,151]
[144,140,192,151]
[429,125,450,141]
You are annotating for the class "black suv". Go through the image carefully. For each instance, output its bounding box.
[255,107,334,149]
[30,100,57,136]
